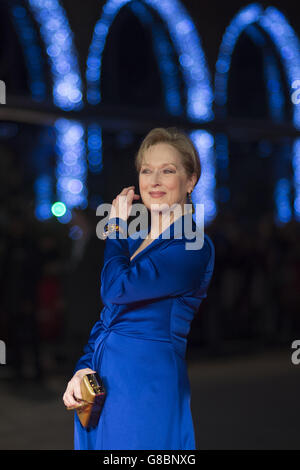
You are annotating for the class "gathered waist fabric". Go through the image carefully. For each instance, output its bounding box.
[92,321,176,374]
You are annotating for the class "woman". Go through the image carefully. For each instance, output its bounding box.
[63,127,215,450]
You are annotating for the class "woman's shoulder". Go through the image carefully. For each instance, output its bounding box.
[178,219,214,253]
[157,227,214,273]
[203,233,215,259]
[202,233,215,271]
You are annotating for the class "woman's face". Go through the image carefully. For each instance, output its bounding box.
[139,142,196,213]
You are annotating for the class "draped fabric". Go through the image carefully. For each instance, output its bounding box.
[73,213,215,450]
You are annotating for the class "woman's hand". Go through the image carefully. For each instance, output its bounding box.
[63,367,96,409]
[108,186,140,221]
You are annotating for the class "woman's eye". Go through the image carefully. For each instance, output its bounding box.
[141,168,175,174]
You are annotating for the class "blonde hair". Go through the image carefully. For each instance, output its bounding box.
[135,127,201,188]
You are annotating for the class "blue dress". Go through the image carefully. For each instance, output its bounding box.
[73,213,215,450]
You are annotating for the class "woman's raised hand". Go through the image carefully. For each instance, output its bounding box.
[108,186,140,221]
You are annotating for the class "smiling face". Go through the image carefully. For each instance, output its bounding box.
[139,142,196,214]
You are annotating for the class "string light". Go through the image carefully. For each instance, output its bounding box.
[87,0,215,221]
[87,0,213,121]
[190,131,216,225]
[55,118,88,210]
[28,0,83,110]
[128,0,182,116]
[11,4,46,101]
[215,4,300,223]
[27,0,86,218]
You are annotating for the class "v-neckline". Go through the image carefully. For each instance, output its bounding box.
[129,212,190,264]
[130,238,154,263]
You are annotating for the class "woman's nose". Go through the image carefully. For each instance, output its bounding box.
[150,170,161,184]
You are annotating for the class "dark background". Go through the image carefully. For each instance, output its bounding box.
[0,0,299,450]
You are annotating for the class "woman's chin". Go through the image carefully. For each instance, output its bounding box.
[148,202,170,212]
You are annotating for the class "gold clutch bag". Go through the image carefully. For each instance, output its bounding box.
[67,373,106,428]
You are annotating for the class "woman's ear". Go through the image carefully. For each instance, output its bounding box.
[189,173,197,193]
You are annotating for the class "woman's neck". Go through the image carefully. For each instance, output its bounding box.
[148,204,190,239]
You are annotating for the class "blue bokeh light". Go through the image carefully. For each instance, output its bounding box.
[11,4,46,101]
[86,0,215,220]
[28,0,83,111]
[87,0,213,121]
[189,130,216,225]
[215,3,300,223]
[24,0,85,221]
[55,119,87,210]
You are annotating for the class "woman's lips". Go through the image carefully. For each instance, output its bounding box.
[149,192,166,198]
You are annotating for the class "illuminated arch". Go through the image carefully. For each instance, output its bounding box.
[10,3,47,101]
[26,0,86,221]
[27,0,83,110]
[215,4,300,223]
[7,3,52,220]
[87,0,183,178]
[87,0,216,223]
[87,0,213,121]
[127,1,183,117]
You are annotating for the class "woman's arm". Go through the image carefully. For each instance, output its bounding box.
[73,318,105,374]
[64,320,104,409]
[101,217,214,305]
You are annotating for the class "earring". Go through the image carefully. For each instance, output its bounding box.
[187,191,195,214]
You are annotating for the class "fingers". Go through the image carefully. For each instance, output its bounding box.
[127,189,141,200]
[120,186,135,195]
[116,186,141,201]
[66,400,85,411]
[113,190,133,204]
[73,378,82,402]
[110,186,140,220]
[113,187,134,211]
[63,368,97,409]
[120,186,140,200]
[63,377,82,408]
[116,187,134,202]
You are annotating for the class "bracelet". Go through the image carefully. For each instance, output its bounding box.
[102,223,126,239]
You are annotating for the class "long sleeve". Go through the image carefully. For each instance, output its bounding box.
[73,318,104,374]
[100,217,214,306]
[72,218,128,374]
